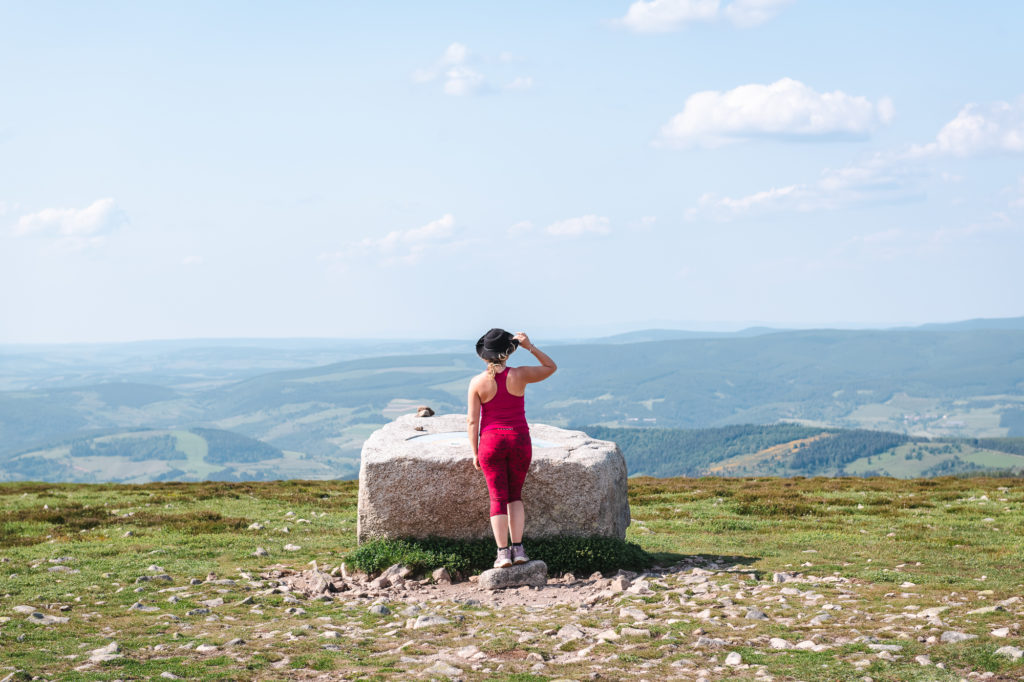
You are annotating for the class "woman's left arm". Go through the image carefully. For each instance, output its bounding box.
[466,380,482,470]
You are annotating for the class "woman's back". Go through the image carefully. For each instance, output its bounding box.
[479,367,528,433]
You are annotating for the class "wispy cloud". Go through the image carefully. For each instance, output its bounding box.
[320,214,458,266]
[413,43,532,96]
[909,97,1024,158]
[618,0,793,33]
[545,215,611,237]
[658,78,892,148]
[12,198,127,249]
[688,156,923,220]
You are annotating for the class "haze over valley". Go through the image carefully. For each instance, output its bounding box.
[3,317,1022,483]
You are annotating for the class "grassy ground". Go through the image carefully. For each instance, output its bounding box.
[1,476,1023,680]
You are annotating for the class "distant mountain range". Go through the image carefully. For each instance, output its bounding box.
[1,317,1022,482]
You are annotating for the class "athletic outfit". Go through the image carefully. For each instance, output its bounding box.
[478,367,532,517]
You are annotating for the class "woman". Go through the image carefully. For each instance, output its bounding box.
[467,329,557,568]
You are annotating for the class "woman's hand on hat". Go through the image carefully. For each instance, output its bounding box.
[513,332,532,351]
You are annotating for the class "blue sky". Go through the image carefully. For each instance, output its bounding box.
[1,1,1022,343]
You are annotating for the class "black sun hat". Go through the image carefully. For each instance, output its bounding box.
[476,328,519,361]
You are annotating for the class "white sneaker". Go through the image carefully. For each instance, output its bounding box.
[493,547,512,569]
[511,544,529,565]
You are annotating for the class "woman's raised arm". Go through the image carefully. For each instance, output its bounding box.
[513,332,556,384]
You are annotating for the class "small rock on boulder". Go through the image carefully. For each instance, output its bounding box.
[478,560,547,590]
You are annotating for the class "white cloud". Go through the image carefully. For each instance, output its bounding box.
[620,0,718,33]
[659,78,893,148]
[414,43,532,97]
[910,98,1024,157]
[546,215,611,236]
[12,198,126,248]
[508,220,534,235]
[321,214,457,266]
[442,65,484,96]
[723,0,794,27]
[506,76,534,91]
[414,43,482,96]
[618,0,792,32]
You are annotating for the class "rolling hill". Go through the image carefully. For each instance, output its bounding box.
[1,322,1023,482]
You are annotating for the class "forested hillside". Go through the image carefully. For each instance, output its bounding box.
[579,424,1024,479]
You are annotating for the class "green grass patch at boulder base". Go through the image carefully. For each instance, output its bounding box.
[346,535,654,576]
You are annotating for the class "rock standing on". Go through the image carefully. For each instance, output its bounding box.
[467,329,557,568]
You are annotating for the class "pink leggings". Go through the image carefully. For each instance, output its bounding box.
[478,429,532,516]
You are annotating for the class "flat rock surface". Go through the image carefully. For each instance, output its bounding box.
[478,560,548,590]
[357,414,630,542]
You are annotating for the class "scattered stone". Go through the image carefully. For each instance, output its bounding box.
[626,578,653,595]
[772,572,791,583]
[195,644,218,653]
[621,627,651,637]
[225,638,245,646]
[868,644,902,652]
[769,637,790,649]
[248,522,264,530]
[940,631,977,643]
[478,560,547,590]
[725,651,743,666]
[160,673,182,680]
[432,567,452,584]
[416,406,435,417]
[619,607,648,622]
[967,605,1004,615]
[283,544,301,552]
[200,598,224,608]
[253,547,269,557]
[610,575,630,592]
[321,631,341,639]
[12,605,36,615]
[284,607,306,616]
[695,636,727,648]
[557,624,586,640]
[994,646,1023,661]
[47,565,78,573]
[413,614,451,629]
[127,601,159,612]
[368,604,390,616]
[915,655,932,666]
[424,661,462,679]
[26,612,69,625]
[917,606,948,619]
[991,627,1010,638]
[745,606,768,620]
[89,641,121,662]
[185,608,210,617]
[597,629,621,641]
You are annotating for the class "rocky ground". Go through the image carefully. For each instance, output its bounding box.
[4,552,1023,681]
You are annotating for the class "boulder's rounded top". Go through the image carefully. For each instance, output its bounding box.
[361,413,616,464]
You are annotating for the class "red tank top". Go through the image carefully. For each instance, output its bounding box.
[480,367,529,433]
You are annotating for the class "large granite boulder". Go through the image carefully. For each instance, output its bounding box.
[357,413,630,543]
